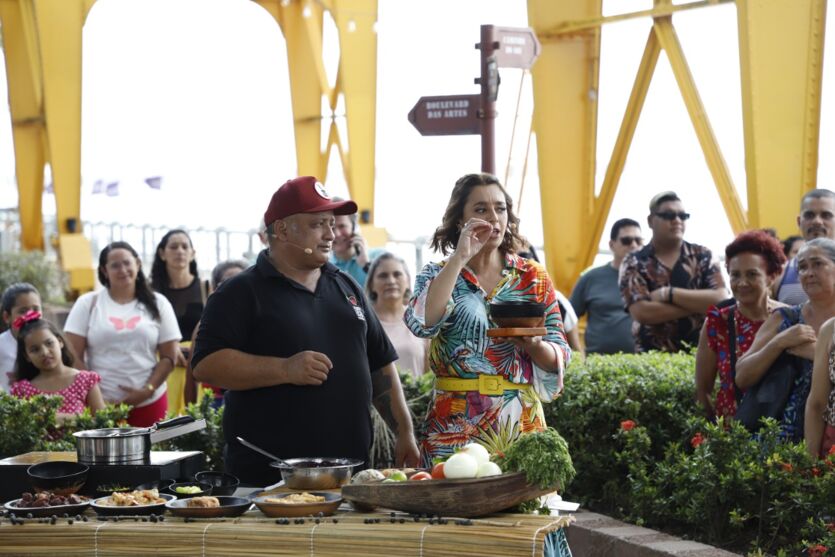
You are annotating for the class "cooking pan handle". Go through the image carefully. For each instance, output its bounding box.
[154,416,195,431]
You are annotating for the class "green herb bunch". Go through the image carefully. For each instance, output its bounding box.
[495,428,575,491]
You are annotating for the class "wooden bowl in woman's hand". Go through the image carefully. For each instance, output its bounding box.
[489,301,546,329]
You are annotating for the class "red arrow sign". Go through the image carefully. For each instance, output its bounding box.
[407,94,482,136]
[492,26,541,69]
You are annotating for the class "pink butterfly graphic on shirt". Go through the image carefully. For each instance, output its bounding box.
[109,316,141,331]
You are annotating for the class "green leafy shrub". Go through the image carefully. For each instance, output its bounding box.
[0,392,130,458]
[153,390,224,470]
[617,417,835,555]
[544,350,699,513]
[0,250,67,305]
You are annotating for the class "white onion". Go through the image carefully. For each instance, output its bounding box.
[476,461,503,478]
[459,443,490,464]
[443,453,479,479]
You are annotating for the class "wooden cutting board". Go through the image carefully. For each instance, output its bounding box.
[340,472,556,517]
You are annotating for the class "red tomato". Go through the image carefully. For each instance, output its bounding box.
[431,463,445,479]
[409,471,432,481]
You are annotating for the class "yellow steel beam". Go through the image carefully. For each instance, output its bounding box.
[540,0,733,38]
[33,0,87,237]
[331,0,377,221]
[587,30,661,271]
[256,0,378,223]
[737,0,827,235]
[527,0,602,294]
[652,11,747,233]
[0,0,46,250]
[259,0,327,179]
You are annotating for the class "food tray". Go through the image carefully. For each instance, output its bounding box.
[90,493,175,516]
[252,492,342,517]
[4,497,90,518]
[165,496,252,518]
[340,471,555,517]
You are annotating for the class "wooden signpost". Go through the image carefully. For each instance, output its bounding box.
[408,25,542,174]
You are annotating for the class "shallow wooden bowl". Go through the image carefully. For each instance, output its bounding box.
[341,472,556,517]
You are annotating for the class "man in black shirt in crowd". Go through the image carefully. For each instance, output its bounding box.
[192,176,420,485]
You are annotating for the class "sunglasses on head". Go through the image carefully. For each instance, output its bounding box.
[653,211,690,222]
[618,236,644,247]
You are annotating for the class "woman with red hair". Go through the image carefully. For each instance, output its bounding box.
[695,230,786,421]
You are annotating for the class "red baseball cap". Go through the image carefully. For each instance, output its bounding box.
[263,176,357,226]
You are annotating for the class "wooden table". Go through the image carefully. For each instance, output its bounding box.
[0,507,573,556]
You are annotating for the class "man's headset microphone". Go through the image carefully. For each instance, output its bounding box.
[271,221,315,255]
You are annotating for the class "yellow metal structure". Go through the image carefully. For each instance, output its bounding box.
[0,0,96,292]
[529,0,827,293]
[737,0,828,234]
[0,0,828,295]
[2,0,378,293]
[256,0,378,223]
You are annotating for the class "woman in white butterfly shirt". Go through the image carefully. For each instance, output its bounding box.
[65,242,181,427]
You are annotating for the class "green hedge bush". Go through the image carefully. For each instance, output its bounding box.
[0,251,67,303]
[543,351,699,514]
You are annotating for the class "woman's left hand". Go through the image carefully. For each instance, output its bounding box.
[175,347,188,368]
[118,384,152,407]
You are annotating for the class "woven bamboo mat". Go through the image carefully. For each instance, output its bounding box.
[0,509,573,557]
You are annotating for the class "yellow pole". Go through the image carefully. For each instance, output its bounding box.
[527,0,602,293]
[737,0,827,235]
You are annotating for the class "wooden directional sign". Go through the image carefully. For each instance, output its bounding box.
[407,94,482,136]
[491,26,541,69]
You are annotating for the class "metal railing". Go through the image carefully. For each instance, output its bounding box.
[0,209,442,282]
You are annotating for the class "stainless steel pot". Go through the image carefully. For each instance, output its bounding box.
[73,416,206,464]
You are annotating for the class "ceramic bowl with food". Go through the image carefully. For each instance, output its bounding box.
[4,492,90,518]
[166,481,213,499]
[489,301,546,328]
[253,492,342,517]
[194,471,240,496]
[269,458,363,490]
[166,495,251,518]
[90,491,175,516]
[26,461,89,496]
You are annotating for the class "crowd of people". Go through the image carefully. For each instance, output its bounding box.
[1,174,834,481]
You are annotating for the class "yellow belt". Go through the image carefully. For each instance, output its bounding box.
[435,375,531,396]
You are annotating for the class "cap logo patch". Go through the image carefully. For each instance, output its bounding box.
[314,181,330,200]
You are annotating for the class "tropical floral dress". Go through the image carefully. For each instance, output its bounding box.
[705,304,763,420]
[405,253,571,463]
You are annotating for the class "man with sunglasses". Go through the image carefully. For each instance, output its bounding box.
[775,189,835,305]
[620,191,728,352]
[570,218,643,354]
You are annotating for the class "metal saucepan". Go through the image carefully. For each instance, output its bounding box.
[237,437,362,490]
[74,416,206,465]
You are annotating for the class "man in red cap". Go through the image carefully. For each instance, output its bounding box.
[193,176,419,485]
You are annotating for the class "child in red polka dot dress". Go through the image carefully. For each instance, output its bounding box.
[9,311,105,419]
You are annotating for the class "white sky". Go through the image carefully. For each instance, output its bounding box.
[1,0,834,269]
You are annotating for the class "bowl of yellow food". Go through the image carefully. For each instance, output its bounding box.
[166,481,212,499]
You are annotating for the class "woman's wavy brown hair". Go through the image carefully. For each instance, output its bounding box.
[430,173,524,256]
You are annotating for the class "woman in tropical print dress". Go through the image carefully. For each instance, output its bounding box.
[404,173,571,463]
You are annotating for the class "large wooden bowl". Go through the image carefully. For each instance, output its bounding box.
[341,472,555,517]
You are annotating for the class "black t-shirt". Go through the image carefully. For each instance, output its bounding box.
[161,277,204,340]
[192,250,397,485]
